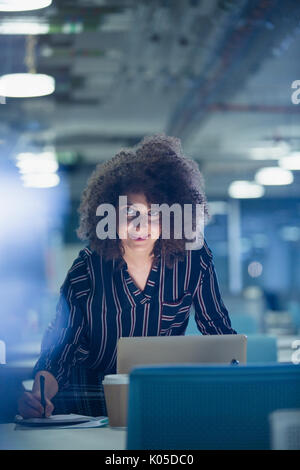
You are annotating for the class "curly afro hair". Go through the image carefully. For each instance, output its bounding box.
[76,134,209,269]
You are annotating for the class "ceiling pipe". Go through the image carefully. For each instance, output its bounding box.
[207,103,300,114]
[166,0,285,141]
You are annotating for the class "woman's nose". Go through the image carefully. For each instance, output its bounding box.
[131,214,149,232]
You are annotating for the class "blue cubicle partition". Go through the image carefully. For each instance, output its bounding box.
[230,313,259,334]
[185,315,278,363]
[185,313,259,336]
[127,363,300,450]
[246,334,277,363]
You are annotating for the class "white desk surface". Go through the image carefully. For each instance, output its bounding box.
[0,423,127,450]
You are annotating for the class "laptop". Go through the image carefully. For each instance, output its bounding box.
[117,334,247,374]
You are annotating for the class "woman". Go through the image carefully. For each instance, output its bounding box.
[18,134,236,419]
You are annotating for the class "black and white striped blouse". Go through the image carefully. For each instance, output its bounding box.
[33,240,236,390]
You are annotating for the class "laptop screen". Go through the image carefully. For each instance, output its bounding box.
[117,334,247,374]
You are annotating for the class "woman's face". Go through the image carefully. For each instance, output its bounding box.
[117,192,161,253]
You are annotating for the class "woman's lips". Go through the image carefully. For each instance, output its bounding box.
[130,235,150,241]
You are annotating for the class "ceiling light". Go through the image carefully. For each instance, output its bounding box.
[0,73,55,98]
[21,173,60,188]
[254,167,294,185]
[250,142,290,160]
[279,226,300,242]
[16,152,58,174]
[0,21,50,35]
[0,0,52,11]
[228,181,265,199]
[279,152,300,170]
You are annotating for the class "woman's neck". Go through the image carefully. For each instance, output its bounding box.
[122,248,154,269]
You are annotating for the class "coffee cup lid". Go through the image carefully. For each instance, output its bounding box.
[103,374,129,384]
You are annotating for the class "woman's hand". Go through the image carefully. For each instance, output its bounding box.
[17,370,58,418]
[18,390,54,418]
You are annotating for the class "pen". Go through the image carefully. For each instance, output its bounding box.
[40,375,46,418]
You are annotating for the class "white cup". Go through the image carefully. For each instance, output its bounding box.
[102,374,129,427]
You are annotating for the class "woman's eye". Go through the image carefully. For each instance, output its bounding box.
[148,210,159,217]
[122,207,159,218]
[127,207,138,217]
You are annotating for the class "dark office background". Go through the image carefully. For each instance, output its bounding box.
[0,0,299,389]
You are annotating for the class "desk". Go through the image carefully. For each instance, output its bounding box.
[0,423,127,450]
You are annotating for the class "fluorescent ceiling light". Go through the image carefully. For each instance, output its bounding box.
[279,152,300,170]
[250,142,290,160]
[279,226,300,242]
[0,73,55,98]
[0,0,52,11]
[255,167,294,186]
[0,21,50,35]
[16,152,58,174]
[21,173,60,188]
[228,180,265,199]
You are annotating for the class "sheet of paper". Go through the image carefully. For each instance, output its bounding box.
[15,414,108,427]
[44,414,90,422]
[59,417,109,429]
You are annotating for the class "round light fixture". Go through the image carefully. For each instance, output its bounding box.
[16,152,58,174]
[0,0,52,11]
[250,142,290,160]
[228,180,265,199]
[21,173,60,189]
[279,152,300,170]
[254,167,294,185]
[0,73,55,98]
[0,21,50,35]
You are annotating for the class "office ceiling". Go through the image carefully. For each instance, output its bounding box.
[0,0,300,200]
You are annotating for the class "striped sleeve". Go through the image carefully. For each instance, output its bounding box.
[32,259,89,389]
[192,256,237,335]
